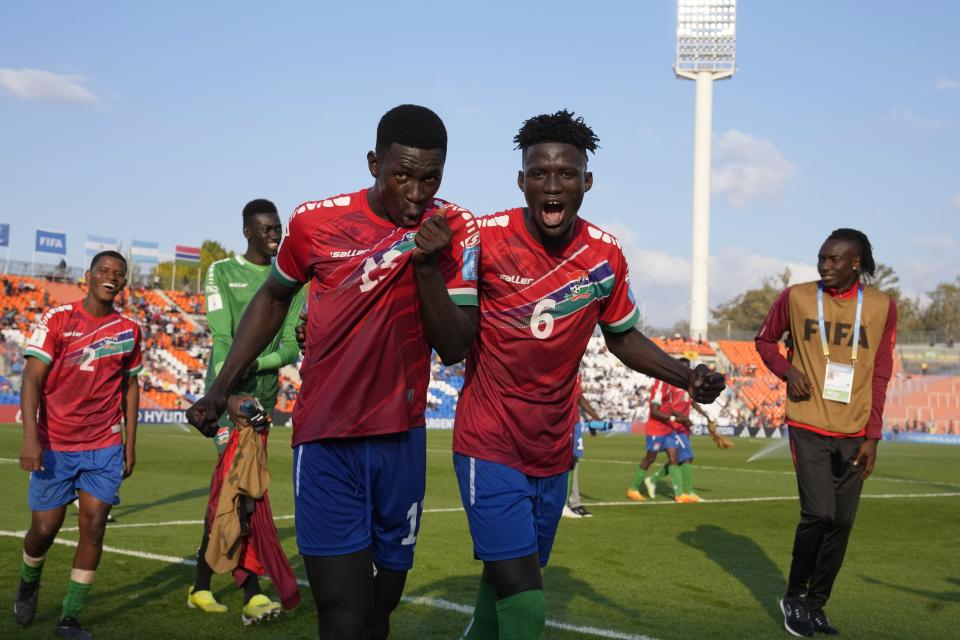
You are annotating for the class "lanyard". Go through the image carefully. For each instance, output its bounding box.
[817,283,864,365]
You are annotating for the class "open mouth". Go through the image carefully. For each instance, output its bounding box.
[267,242,279,252]
[401,210,424,227]
[541,201,564,227]
[102,282,118,293]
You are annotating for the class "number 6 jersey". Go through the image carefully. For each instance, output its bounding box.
[453,208,638,477]
[274,188,478,445]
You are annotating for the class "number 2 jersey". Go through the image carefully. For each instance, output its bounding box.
[24,302,143,451]
[273,188,479,446]
[454,208,639,477]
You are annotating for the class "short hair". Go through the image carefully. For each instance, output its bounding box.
[90,250,127,273]
[826,228,876,280]
[514,109,600,154]
[375,104,447,155]
[679,357,691,366]
[243,199,279,226]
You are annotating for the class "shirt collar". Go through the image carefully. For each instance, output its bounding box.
[823,277,861,299]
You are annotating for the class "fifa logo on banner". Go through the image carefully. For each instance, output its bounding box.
[35,229,67,255]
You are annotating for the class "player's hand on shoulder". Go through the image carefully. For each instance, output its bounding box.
[186,393,227,438]
[689,364,725,404]
[19,435,44,472]
[411,207,453,267]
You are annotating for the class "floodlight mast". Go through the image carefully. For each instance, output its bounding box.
[675,0,736,342]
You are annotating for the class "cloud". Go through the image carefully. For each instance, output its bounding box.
[950,194,960,209]
[0,68,100,107]
[936,77,960,90]
[886,107,956,132]
[711,130,795,208]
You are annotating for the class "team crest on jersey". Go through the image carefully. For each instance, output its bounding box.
[565,270,595,302]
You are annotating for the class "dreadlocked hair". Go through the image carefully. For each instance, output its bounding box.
[827,228,876,283]
[513,109,599,153]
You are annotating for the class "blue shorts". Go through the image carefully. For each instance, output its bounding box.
[572,422,585,459]
[293,427,426,571]
[646,435,675,453]
[29,445,124,511]
[453,454,567,568]
[674,433,694,463]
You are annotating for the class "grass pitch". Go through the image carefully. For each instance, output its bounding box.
[1,424,958,639]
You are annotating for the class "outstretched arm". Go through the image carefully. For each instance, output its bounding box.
[187,277,298,436]
[603,328,725,404]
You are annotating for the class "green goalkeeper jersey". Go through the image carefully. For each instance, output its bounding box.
[204,255,304,452]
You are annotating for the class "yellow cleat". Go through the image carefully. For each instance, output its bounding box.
[626,488,647,502]
[187,587,228,613]
[242,594,282,625]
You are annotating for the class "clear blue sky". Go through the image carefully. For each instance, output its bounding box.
[2,1,958,326]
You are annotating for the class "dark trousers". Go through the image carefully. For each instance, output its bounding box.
[787,426,865,609]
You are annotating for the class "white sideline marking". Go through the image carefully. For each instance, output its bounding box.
[0,530,657,640]
[0,457,18,464]
[588,492,960,508]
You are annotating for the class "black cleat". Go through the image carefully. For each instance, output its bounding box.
[55,616,92,640]
[573,506,594,518]
[810,608,839,635]
[13,579,39,626]
[780,596,814,637]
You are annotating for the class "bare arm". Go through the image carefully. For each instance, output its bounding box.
[186,277,298,436]
[603,328,725,404]
[120,374,139,478]
[577,394,601,421]
[19,357,49,472]
[411,213,478,364]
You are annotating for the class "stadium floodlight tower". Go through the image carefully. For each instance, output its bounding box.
[675,0,736,342]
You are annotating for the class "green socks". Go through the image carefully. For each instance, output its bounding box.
[651,464,668,483]
[630,467,647,491]
[61,580,92,620]
[462,579,498,639]
[21,557,44,584]
[495,589,545,640]
[680,463,694,495]
[667,465,683,497]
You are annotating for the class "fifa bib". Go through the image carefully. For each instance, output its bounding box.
[822,362,854,404]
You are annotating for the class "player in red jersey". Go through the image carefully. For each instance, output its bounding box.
[14,251,142,640]
[187,104,478,639]
[454,111,726,640]
[626,377,683,501]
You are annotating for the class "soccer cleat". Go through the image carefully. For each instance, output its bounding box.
[13,579,39,626]
[780,597,814,637]
[683,493,702,503]
[572,506,593,518]
[187,587,228,613]
[674,494,690,503]
[55,616,92,640]
[561,505,583,518]
[643,476,657,499]
[241,594,281,625]
[810,608,839,635]
[626,489,646,502]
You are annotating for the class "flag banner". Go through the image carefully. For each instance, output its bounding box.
[131,240,160,264]
[35,229,67,255]
[85,234,119,256]
[0,224,8,248]
[175,245,201,265]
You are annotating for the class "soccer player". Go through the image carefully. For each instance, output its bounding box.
[186,104,478,639]
[757,228,896,637]
[626,376,683,502]
[657,357,715,503]
[562,374,603,518]
[14,251,142,640]
[454,111,725,639]
[187,198,304,623]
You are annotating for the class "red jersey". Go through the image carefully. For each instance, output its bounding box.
[669,387,693,435]
[454,208,639,477]
[274,188,478,445]
[24,302,143,452]
[645,379,674,436]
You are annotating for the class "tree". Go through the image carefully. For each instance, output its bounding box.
[710,268,792,334]
[154,240,233,291]
[921,276,960,338]
[872,262,921,333]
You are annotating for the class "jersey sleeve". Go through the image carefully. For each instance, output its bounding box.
[257,285,306,371]
[23,307,64,365]
[205,262,234,376]
[124,323,144,376]
[598,246,640,334]
[436,204,479,307]
[273,208,311,288]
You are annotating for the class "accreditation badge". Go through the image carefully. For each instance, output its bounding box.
[822,362,854,404]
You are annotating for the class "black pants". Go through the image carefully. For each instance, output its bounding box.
[787,426,865,609]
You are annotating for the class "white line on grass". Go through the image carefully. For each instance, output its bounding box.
[587,492,960,508]
[0,457,18,464]
[0,529,657,640]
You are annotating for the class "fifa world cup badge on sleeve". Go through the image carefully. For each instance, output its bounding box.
[462,246,479,281]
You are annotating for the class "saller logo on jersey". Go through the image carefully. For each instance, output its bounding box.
[331,249,370,258]
[498,274,534,285]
